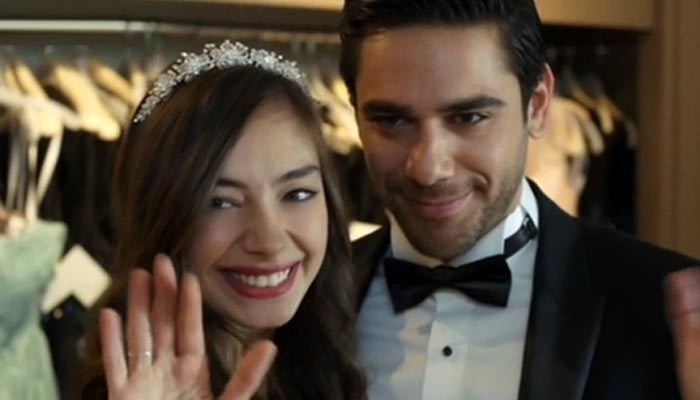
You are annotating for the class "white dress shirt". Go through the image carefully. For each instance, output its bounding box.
[357,180,540,400]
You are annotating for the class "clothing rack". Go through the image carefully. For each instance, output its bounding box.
[0,18,340,43]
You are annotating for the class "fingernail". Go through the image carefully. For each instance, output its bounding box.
[182,271,198,283]
[155,253,173,269]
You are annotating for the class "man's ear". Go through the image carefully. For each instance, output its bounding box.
[526,63,555,139]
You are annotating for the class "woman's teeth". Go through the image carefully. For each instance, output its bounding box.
[233,267,292,288]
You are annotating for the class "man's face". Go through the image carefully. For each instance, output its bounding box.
[355,24,551,261]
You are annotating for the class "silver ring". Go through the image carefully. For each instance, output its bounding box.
[127,350,153,360]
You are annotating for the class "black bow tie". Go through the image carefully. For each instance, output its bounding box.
[384,216,538,313]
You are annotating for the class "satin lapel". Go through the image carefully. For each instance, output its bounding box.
[351,227,390,311]
[518,182,606,400]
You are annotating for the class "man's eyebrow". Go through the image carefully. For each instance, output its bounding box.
[437,95,507,113]
[360,96,506,117]
[361,100,413,116]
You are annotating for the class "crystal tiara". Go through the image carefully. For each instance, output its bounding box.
[132,40,309,123]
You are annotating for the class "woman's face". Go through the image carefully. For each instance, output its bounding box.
[188,97,328,330]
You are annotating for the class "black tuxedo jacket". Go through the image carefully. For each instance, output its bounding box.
[351,183,698,400]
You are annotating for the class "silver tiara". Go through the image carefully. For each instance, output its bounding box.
[132,40,309,123]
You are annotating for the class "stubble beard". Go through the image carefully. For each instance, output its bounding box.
[382,168,523,262]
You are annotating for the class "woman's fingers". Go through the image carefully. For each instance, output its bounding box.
[220,341,277,400]
[151,254,178,358]
[126,268,154,371]
[100,308,128,391]
[177,272,206,356]
[666,268,700,347]
[665,267,700,400]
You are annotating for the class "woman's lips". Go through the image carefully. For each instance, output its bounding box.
[402,192,472,219]
[218,261,300,299]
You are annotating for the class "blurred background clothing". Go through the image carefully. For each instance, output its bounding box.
[0,221,65,400]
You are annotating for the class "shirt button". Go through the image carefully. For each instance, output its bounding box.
[442,346,453,357]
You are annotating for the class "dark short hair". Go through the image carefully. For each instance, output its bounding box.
[339,0,547,109]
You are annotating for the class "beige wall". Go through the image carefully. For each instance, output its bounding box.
[639,0,700,258]
[536,0,654,30]
[0,0,657,31]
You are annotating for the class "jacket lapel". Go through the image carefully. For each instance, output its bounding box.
[518,183,606,400]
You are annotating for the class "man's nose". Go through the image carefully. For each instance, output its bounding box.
[404,124,455,186]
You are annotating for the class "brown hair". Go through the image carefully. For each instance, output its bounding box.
[81,66,366,399]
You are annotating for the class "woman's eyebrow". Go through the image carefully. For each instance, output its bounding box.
[215,165,320,189]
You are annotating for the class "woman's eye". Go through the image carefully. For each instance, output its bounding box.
[284,189,317,202]
[210,197,240,209]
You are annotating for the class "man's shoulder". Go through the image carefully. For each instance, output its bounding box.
[580,222,698,273]
[532,180,697,276]
[573,221,698,313]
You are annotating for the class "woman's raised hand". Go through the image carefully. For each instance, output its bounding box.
[99,254,277,400]
[666,267,700,400]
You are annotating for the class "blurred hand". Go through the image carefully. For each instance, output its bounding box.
[100,254,277,400]
[666,267,700,400]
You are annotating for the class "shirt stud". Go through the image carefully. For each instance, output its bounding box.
[442,345,453,357]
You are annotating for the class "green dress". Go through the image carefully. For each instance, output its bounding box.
[0,221,66,400]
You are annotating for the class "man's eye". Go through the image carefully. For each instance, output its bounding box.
[370,115,409,129]
[451,112,488,125]
[284,189,317,202]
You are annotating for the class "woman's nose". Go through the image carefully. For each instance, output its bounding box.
[241,205,287,256]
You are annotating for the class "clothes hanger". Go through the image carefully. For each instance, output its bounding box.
[305,45,361,154]
[0,48,27,226]
[0,50,73,236]
[0,49,10,125]
[554,46,622,148]
[577,44,638,147]
[121,47,148,107]
[578,71,617,135]
[88,58,135,107]
[2,53,23,94]
[324,67,361,149]
[0,91,63,226]
[0,46,91,234]
[119,23,149,106]
[0,203,25,236]
[9,57,63,139]
[43,48,120,141]
[526,94,604,217]
[143,25,168,81]
[553,96,604,156]
[287,39,355,153]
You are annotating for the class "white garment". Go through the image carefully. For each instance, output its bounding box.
[357,180,540,400]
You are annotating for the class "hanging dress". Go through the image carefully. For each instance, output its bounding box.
[0,220,66,400]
